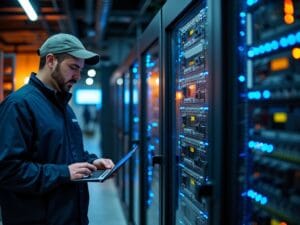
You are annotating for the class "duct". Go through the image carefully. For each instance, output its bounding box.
[85,0,94,26]
[94,0,112,47]
[62,0,78,36]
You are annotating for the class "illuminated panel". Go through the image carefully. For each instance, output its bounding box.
[74,89,102,105]
[173,2,209,225]
[241,0,300,224]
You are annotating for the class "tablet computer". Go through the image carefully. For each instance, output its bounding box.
[74,144,138,182]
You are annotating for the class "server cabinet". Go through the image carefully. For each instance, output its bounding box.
[162,0,240,225]
[111,48,142,225]
[239,1,300,224]
[129,62,141,225]
[122,71,131,217]
[163,1,210,224]
[139,12,162,225]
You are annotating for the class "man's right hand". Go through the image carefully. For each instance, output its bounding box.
[68,162,97,180]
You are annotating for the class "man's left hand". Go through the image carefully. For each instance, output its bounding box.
[92,158,114,170]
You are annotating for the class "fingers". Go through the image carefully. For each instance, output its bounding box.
[68,162,97,180]
[93,158,115,170]
[102,159,115,168]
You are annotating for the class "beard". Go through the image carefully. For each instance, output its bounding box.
[50,63,76,92]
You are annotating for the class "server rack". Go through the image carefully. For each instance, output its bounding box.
[111,47,141,225]
[138,12,162,225]
[161,0,239,225]
[239,1,300,224]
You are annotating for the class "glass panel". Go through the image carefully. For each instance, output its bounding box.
[144,44,160,225]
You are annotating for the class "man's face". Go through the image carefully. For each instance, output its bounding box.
[51,56,84,92]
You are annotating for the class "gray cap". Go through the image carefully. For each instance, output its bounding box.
[38,33,100,65]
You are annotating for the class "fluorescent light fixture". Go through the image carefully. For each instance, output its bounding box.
[18,0,38,21]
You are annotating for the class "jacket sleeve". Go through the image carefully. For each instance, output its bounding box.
[0,99,71,194]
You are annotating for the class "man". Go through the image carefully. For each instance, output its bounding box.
[0,33,114,225]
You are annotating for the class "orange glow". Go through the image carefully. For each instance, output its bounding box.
[176,91,183,100]
[3,82,13,90]
[292,48,300,59]
[270,57,289,71]
[188,84,196,90]
[188,60,195,66]
[283,0,294,24]
[284,3,294,14]
[284,14,294,24]
[15,54,39,90]
[280,222,287,225]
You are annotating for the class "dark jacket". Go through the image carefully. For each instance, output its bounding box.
[0,74,98,225]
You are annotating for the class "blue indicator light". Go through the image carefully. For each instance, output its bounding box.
[133,117,139,123]
[241,19,246,25]
[132,67,138,73]
[240,31,245,37]
[271,40,279,50]
[261,197,268,205]
[296,31,300,42]
[152,122,158,127]
[240,12,246,17]
[238,75,246,82]
[247,0,258,6]
[254,91,261,99]
[266,144,274,153]
[253,47,260,56]
[261,144,268,152]
[287,34,296,45]
[262,90,271,99]
[280,37,288,47]
[248,141,255,148]
[259,45,265,54]
[248,49,254,58]
[265,42,272,52]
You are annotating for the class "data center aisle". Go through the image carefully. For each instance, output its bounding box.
[83,128,127,225]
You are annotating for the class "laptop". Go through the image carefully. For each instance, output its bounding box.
[74,144,138,182]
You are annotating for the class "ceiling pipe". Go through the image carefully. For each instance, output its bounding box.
[94,0,112,47]
[62,0,78,36]
[126,0,152,35]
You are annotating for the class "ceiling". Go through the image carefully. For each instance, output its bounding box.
[0,0,165,65]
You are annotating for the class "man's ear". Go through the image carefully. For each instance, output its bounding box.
[45,54,57,70]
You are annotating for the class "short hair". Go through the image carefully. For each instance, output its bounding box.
[38,53,72,69]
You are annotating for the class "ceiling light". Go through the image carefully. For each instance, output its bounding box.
[85,77,94,86]
[87,69,96,77]
[18,0,38,21]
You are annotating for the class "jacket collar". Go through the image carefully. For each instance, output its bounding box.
[29,72,72,107]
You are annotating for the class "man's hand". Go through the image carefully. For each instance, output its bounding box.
[68,162,97,180]
[92,158,114,170]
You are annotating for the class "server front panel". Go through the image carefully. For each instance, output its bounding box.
[241,1,300,224]
[172,2,209,224]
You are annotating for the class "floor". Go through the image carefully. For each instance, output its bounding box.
[84,128,128,225]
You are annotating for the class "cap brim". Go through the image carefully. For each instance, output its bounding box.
[69,49,100,65]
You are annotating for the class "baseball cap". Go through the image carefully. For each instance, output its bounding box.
[38,33,100,65]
